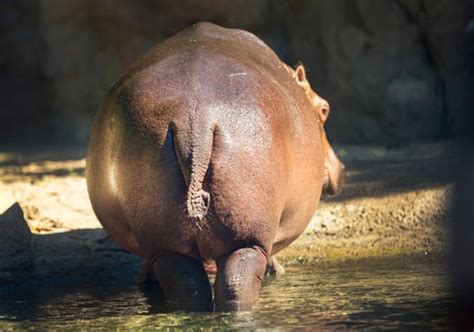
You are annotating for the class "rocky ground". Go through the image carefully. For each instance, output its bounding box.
[0,142,456,291]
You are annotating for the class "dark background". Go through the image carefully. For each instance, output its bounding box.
[1,0,473,146]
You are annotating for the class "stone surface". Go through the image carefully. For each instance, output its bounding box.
[282,0,453,143]
[0,1,472,144]
[0,1,54,142]
[0,203,34,282]
[398,0,474,137]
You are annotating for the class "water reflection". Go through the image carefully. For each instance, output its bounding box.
[0,257,452,330]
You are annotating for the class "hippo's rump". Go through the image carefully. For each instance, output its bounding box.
[86,23,323,261]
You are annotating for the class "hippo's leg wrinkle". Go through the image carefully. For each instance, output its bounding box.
[152,251,213,311]
[214,247,267,311]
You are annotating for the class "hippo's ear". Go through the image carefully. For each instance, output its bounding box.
[319,99,331,123]
[295,64,307,86]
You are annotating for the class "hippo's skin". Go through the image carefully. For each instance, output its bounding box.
[86,22,344,311]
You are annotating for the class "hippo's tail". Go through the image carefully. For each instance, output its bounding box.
[172,120,215,229]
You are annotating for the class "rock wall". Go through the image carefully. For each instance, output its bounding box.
[0,0,472,144]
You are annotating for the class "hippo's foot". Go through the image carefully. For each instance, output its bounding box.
[265,256,285,277]
[152,251,213,311]
[203,259,217,274]
[214,247,267,311]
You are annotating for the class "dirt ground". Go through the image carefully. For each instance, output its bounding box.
[0,142,456,287]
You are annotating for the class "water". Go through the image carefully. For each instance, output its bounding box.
[0,257,452,330]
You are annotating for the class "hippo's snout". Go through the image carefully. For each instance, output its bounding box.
[324,162,345,197]
[323,144,345,197]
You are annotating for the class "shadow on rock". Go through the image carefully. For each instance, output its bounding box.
[0,203,142,295]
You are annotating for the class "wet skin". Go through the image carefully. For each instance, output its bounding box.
[86,22,344,311]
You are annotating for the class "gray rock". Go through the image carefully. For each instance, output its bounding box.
[0,203,34,282]
[397,0,474,136]
[385,76,442,140]
[339,26,369,59]
[282,0,445,143]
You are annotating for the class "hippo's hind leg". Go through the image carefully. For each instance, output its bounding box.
[214,247,267,311]
[265,256,285,277]
[136,259,159,284]
[152,251,213,311]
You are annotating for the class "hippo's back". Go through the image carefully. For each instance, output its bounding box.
[86,23,324,261]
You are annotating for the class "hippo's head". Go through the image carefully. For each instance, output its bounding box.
[286,63,345,196]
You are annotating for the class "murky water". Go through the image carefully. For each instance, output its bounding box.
[0,257,452,330]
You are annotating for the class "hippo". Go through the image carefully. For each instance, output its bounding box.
[86,22,344,311]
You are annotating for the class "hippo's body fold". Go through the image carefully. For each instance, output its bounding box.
[86,22,342,311]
